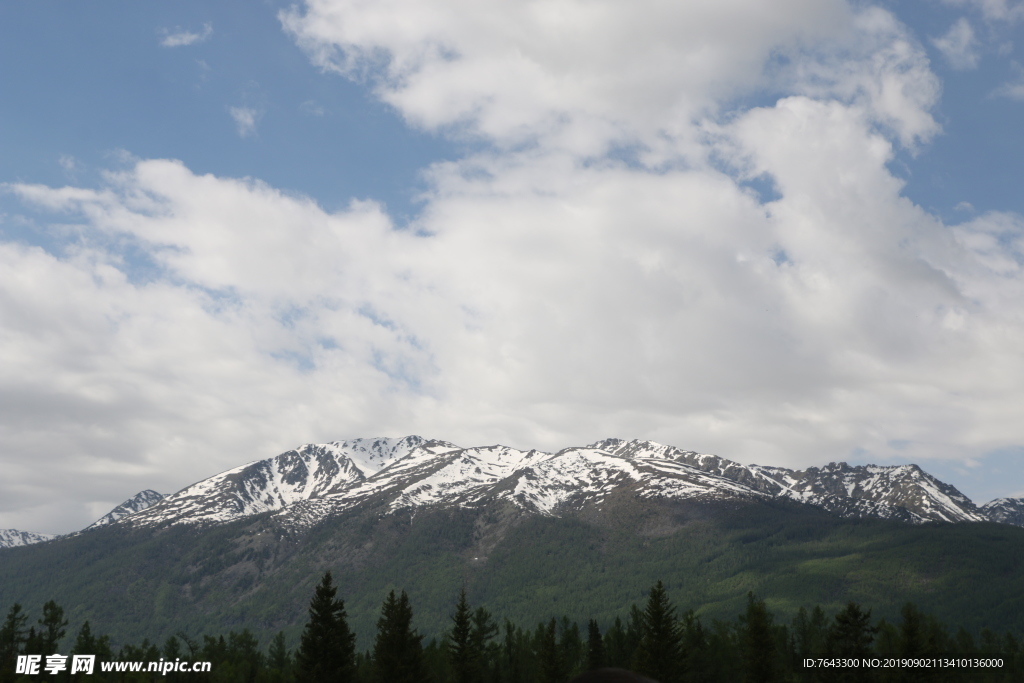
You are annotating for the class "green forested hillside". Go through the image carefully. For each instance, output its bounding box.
[1,496,1022,651]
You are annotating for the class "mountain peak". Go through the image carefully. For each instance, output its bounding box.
[0,528,56,549]
[87,489,166,530]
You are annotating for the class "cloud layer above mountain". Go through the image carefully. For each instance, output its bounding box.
[4,0,1024,532]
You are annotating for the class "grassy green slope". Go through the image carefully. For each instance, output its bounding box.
[1,497,1022,651]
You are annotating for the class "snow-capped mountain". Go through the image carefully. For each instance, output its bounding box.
[592,440,986,523]
[110,436,1018,532]
[981,498,1024,526]
[87,490,166,529]
[0,528,55,549]
[127,436,458,528]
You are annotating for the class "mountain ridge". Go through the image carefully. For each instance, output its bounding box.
[5,435,1019,548]
[118,436,1018,532]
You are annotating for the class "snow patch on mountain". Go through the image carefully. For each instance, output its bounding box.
[126,436,456,527]
[982,498,1024,527]
[87,490,166,529]
[0,528,55,549]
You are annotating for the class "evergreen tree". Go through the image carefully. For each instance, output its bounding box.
[625,605,644,666]
[22,626,41,657]
[633,581,684,683]
[502,618,538,683]
[896,603,926,658]
[71,620,112,679]
[162,634,181,662]
[268,631,292,683]
[72,621,97,656]
[586,619,604,671]
[536,618,565,683]
[794,606,829,660]
[38,600,68,654]
[826,603,876,658]
[740,592,777,683]
[226,629,263,683]
[0,605,28,683]
[296,571,356,683]
[447,588,474,683]
[603,617,629,669]
[470,606,498,682]
[372,589,427,683]
[680,609,711,683]
[558,617,584,677]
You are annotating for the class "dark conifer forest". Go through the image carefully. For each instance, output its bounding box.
[2,577,1020,683]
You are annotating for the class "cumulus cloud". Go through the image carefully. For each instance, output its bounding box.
[281,0,940,153]
[5,0,1024,532]
[229,106,261,137]
[932,18,981,70]
[160,22,213,48]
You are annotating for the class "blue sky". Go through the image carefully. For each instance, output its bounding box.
[3,0,1024,533]
[0,1,453,224]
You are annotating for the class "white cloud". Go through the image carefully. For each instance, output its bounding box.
[281,0,938,153]
[229,106,261,137]
[932,18,981,70]
[7,0,1024,533]
[160,23,213,48]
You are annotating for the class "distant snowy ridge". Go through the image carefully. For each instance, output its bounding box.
[87,490,167,529]
[111,436,1020,532]
[127,436,455,528]
[981,498,1024,526]
[0,528,55,549]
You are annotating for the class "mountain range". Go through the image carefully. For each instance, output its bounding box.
[5,436,1024,647]
[3,436,1022,549]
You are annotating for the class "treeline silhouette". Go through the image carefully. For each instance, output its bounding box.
[2,574,1022,682]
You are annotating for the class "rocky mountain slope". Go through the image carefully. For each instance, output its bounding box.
[0,528,55,549]
[982,498,1024,526]
[86,490,166,529]
[115,436,1013,532]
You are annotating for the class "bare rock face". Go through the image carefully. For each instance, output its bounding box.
[981,498,1024,527]
[87,489,167,529]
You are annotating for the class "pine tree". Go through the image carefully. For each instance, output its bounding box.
[72,621,97,656]
[38,601,67,654]
[296,571,356,683]
[680,609,711,683]
[740,592,777,683]
[470,606,498,681]
[633,581,684,683]
[447,588,474,683]
[603,616,629,669]
[536,618,565,683]
[268,631,292,683]
[826,603,876,658]
[372,589,426,683]
[0,605,28,683]
[825,604,877,683]
[794,606,829,660]
[586,619,604,671]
